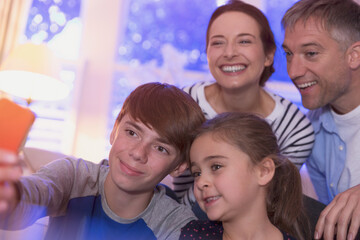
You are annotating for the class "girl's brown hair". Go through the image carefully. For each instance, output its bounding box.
[192,112,310,240]
[206,0,276,86]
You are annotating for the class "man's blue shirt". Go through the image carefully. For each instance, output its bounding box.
[307,106,346,204]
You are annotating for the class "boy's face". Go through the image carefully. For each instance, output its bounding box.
[107,113,181,194]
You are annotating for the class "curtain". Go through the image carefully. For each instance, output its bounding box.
[0,0,32,64]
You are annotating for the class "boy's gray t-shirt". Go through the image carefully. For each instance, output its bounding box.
[6,158,196,240]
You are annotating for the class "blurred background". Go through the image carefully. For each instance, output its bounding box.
[0,0,301,162]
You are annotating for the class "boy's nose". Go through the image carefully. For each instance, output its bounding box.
[129,143,148,163]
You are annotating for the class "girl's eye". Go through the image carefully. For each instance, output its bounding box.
[211,164,222,171]
[191,171,201,178]
[156,146,169,154]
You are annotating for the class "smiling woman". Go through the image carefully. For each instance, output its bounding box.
[173,0,314,204]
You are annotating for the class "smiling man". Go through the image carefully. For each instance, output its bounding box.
[281,0,360,239]
[0,82,205,240]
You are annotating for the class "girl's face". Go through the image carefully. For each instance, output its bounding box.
[190,132,263,222]
[206,11,273,91]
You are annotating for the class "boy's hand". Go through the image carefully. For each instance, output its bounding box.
[315,184,360,240]
[0,149,22,213]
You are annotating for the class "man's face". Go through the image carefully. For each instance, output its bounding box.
[282,18,352,112]
[107,114,180,194]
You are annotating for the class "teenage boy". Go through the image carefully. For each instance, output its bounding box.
[282,0,360,239]
[0,82,205,240]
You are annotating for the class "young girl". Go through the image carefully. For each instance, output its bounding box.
[180,112,310,240]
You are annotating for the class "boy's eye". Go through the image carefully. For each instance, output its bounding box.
[126,129,137,137]
[156,146,169,154]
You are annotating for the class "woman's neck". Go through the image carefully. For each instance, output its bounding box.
[205,83,275,118]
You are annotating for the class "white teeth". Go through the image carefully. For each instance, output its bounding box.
[297,81,317,89]
[205,196,220,203]
[221,65,246,73]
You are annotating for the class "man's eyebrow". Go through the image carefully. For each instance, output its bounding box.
[282,42,324,50]
[301,42,324,48]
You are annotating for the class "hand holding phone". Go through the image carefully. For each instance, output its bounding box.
[0,98,35,153]
[0,99,32,213]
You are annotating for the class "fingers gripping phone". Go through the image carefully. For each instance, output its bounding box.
[0,98,35,153]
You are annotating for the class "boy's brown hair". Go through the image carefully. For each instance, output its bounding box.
[115,82,205,163]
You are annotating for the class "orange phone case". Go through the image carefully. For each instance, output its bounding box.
[0,98,35,153]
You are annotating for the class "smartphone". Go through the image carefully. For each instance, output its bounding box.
[0,98,35,153]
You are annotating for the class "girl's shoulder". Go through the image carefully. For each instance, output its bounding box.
[180,220,223,240]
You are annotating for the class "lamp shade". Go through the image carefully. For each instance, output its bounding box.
[0,43,69,103]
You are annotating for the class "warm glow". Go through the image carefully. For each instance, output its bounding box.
[0,70,69,102]
[0,43,69,103]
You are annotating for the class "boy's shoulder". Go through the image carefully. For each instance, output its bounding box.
[142,185,197,240]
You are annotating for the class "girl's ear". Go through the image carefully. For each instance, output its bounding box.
[347,41,360,70]
[170,161,188,177]
[256,157,275,186]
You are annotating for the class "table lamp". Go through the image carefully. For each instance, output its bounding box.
[0,43,69,105]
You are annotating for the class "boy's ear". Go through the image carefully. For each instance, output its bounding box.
[170,161,188,177]
[109,124,118,145]
[256,157,275,186]
[347,41,360,70]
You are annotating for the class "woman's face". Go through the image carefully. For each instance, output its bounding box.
[206,11,273,91]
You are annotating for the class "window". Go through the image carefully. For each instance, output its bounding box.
[108,0,303,148]
[21,0,303,161]
[22,0,82,154]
